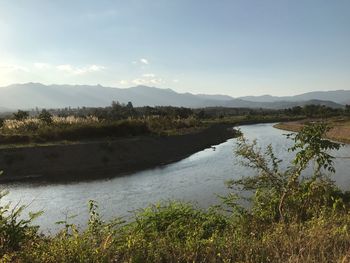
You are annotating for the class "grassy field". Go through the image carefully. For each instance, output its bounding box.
[274,117,350,143]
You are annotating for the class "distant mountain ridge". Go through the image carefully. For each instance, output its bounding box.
[0,83,347,111]
[239,90,350,104]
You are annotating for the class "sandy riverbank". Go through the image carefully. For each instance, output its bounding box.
[274,118,350,144]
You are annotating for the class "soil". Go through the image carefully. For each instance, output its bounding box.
[0,124,236,183]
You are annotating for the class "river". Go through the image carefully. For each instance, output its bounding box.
[1,123,350,233]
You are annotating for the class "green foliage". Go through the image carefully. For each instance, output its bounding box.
[38,109,53,125]
[5,199,350,262]
[13,110,29,121]
[226,122,344,224]
[0,190,42,257]
[287,122,341,174]
[284,104,344,118]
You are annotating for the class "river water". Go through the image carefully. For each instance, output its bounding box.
[1,123,350,233]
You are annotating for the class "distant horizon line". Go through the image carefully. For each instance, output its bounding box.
[0,81,349,99]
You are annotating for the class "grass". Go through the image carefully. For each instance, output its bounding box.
[0,114,301,147]
[1,201,350,263]
[0,116,205,147]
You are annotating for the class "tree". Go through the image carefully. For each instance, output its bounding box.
[39,109,53,125]
[13,110,29,121]
[126,101,136,117]
[126,101,133,109]
[226,122,343,223]
[346,105,350,116]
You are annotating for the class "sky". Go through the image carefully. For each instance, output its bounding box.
[0,0,350,97]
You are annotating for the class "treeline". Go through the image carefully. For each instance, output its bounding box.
[0,102,349,144]
[284,104,350,117]
[4,102,349,121]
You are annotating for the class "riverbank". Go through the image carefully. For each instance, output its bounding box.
[3,121,350,262]
[274,117,350,144]
[0,124,237,183]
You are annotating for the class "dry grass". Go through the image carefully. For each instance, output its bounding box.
[1,116,100,134]
[274,118,350,144]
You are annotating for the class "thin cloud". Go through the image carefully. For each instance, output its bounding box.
[140,58,149,65]
[0,63,29,72]
[132,77,163,85]
[34,62,51,70]
[88,65,105,72]
[56,64,105,75]
[56,64,74,72]
[131,79,146,85]
[119,80,129,85]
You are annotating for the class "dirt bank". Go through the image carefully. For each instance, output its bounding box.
[274,118,350,144]
[0,124,237,183]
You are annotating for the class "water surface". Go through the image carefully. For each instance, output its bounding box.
[2,123,350,232]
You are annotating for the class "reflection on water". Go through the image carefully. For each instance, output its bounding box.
[1,123,350,232]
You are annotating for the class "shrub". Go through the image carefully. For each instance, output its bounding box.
[13,110,29,121]
[225,122,343,223]
[38,109,53,125]
[0,189,42,258]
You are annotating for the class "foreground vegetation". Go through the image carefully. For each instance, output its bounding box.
[1,122,350,262]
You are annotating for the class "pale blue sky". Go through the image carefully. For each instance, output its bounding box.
[0,0,349,96]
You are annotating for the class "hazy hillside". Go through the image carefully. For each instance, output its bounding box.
[220,99,344,109]
[0,83,346,111]
[196,94,234,101]
[240,90,350,104]
[237,95,282,103]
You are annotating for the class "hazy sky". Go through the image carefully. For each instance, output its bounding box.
[0,0,350,97]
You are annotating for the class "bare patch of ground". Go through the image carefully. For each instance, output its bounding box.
[274,117,350,144]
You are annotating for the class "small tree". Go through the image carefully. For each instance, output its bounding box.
[13,110,29,121]
[226,122,343,223]
[345,105,350,116]
[126,101,136,117]
[38,109,53,125]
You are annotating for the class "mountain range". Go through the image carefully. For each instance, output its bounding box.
[240,90,350,105]
[0,83,348,111]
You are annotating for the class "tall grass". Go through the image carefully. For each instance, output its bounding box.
[0,115,203,144]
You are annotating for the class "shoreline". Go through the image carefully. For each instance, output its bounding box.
[0,124,238,183]
[274,119,350,144]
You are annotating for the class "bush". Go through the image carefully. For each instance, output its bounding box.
[13,110,29,121]
[38,109,53,125]
[0,190,41,258]
[225,122,343,224]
